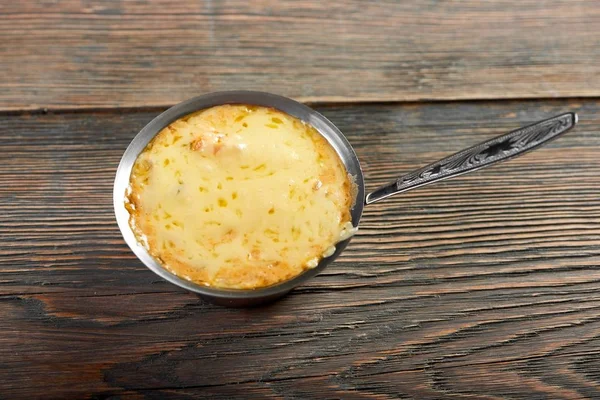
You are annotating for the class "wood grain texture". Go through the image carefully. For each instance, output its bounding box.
[1,0,600,111]
[1,98,599,398]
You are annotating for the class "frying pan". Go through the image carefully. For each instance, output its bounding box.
[114,91,577,306]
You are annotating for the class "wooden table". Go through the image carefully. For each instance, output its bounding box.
[2,2,600,398]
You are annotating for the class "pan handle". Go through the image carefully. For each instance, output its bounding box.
[365,112,578,205]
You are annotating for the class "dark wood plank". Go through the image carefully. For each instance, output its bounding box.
[2,0,600,111]
[1,99,599,398]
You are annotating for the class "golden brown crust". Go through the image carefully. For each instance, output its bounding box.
[126,104,353,289]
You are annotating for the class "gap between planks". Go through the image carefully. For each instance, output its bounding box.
[1,95,599,117]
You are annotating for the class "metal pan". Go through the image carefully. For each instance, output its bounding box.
[114,91,577,307]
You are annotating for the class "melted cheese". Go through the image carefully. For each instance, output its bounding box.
[126,104,355,289]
